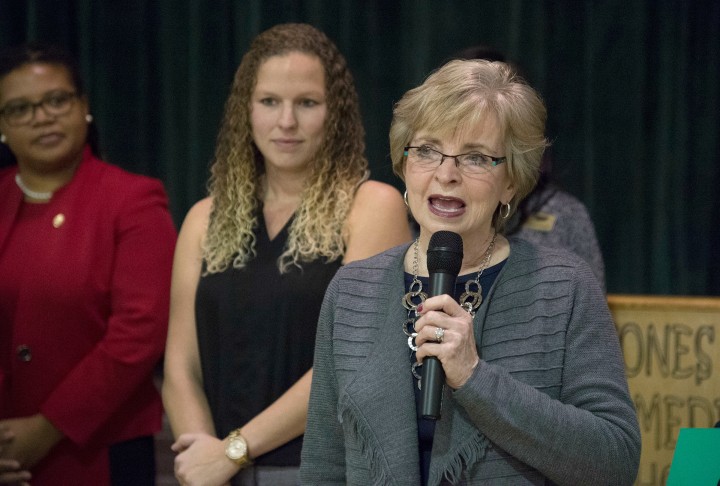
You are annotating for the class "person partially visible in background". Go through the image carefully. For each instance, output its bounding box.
[162,23,411,486]
[449,45,606,290]
[0,43,177,485]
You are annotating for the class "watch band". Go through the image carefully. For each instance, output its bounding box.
[225,428,253,469]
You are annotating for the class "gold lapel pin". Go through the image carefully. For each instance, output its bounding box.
[53,213,65,228]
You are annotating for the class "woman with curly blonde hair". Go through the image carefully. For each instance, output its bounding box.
[162,23,410,486]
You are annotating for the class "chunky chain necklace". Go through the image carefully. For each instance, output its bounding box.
[402,231,497,388]
[458,232,497,314]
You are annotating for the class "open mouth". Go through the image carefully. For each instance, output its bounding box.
[428,196,465,216]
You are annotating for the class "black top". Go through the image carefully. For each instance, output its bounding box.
[195,212,341,470]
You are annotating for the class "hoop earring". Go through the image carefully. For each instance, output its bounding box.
[85,114,93,123]
[0,134,6,144]
[403,190,409,208]
[500,202,511,219]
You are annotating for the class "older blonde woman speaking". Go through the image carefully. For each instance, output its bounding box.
[301,60,640,486]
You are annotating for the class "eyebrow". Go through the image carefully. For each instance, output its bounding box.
[412,136,495,153]
[252,89,325,99]
[463,143,495,152]
[2,89,72,105]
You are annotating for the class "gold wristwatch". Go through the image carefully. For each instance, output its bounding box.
[225,428,252,469]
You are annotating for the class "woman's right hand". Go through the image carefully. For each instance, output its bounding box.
[413,294,481,389]
[0,426,30,486]
[0,459,31,486]
[171,432,235,486]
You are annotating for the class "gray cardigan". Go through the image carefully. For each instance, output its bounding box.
[300,238,640,485]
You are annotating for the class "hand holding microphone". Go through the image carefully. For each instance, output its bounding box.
[415,231,483,419]
[418,231,464,419]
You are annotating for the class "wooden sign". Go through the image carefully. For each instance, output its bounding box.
[608,295,720,486]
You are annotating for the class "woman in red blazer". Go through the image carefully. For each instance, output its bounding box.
[0,43,176,485]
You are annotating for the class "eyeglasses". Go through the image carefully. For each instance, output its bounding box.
[404,145,506,176]
[0,91,79,126]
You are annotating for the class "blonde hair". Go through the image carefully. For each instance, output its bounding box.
[203,23,368,274]
[389,59,549,231]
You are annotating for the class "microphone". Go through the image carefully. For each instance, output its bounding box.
[421,231,463,419]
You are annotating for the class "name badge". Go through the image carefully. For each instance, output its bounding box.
[522,212,556,232]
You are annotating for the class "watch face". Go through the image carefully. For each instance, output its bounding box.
[227,438,247,460]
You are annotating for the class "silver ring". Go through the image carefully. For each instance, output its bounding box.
[435,327,445,343]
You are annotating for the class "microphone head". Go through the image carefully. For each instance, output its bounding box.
[427,231,463,275]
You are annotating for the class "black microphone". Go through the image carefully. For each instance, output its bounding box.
[421,231,463,419]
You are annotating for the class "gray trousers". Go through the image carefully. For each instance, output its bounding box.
[234,466,299,486]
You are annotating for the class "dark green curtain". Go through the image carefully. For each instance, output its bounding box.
[1,0,718,296]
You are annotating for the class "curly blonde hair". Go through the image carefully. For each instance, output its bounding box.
[203,23,368,274]
[389,59,549,232]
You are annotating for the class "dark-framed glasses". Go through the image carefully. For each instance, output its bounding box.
[0,91,78,126]
[404,145,506,176]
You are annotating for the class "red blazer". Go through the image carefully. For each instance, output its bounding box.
[0,147,177,484]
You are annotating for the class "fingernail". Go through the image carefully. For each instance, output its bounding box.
[417,303,423,313]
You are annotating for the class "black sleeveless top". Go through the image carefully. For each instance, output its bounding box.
[195,213,342,467]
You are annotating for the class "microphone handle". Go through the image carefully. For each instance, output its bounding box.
[421,270,456,419]
[421,358,444,419]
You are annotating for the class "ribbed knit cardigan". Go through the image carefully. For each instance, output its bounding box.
[300,238,640,485]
